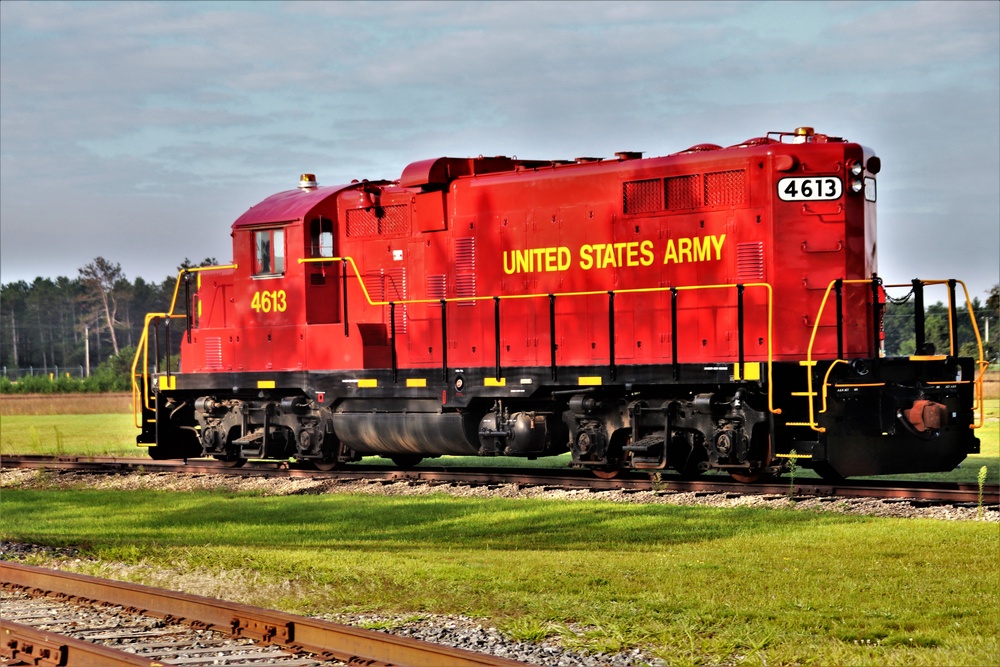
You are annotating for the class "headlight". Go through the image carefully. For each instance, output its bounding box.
[849,162,863,176]
[851,178,864,193]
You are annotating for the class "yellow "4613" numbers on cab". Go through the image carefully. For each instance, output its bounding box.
[251,289,287,313]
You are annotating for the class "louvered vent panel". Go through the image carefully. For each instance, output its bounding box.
[384,266,407,334]
[455,237,476,306]
[204,337,223,371]
[426,274,447,302]
[364,268,408,333]
[622,179,663,214]
[736,242,765,281]
[346,205,409,237]
[705,170,747,207]
[665,175,701,209]
[363,269,385,302]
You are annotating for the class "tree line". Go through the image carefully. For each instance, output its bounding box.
[0,257,997,393]
[0,256,216,391]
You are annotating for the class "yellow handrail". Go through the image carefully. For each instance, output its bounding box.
[131,265,238,428]
[137,256,782,432]
[304,257,780,412]
[800,278,986,433]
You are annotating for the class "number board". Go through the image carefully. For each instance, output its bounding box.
[777,177,843,202]
[251,289,287,313]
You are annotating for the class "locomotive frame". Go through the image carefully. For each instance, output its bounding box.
[132,127,986,480]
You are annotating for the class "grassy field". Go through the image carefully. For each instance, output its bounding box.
[2,390,998,665]
[2,486,997,666]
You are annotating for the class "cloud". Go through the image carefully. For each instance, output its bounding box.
[1,0,997,299]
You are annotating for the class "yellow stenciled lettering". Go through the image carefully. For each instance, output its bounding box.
[693,236,711,262]
[626,242,639,267]
[579,245,594,270]
[505,245,573,274]
[678,237,693,263]
[640,240,654,266]
[663,234,727,265]
[662,239,678,264]
[711,233,726,260]
[250,289,288,313]
[503,250,517,275]
[558,246,571,271]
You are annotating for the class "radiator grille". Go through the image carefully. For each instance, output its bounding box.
[665,175,701,210]
[623,179,663,214]
[705,169,747,207]
[346,205,409,237]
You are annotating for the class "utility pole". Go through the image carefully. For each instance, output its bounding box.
[84,324,90,377]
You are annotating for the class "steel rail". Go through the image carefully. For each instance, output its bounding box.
[4,455,997,505]
[0,562,531,667]
[1,618,161,666]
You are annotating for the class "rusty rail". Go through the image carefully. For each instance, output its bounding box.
[1,562,530,667]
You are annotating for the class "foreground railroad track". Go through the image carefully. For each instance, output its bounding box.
[3,455,997,506]
[0,562,530,667]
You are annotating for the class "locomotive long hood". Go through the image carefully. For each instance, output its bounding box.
[231,184,357,229]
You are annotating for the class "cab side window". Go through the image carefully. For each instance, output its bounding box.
[254,228,285,276]
[310,217,334,258]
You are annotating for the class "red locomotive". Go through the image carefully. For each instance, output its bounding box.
[133,127,985,480]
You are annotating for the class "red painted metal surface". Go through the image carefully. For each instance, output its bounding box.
[184,129,876,375]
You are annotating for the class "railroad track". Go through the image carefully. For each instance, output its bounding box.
[0,562,530,666]
[3,455,997,505]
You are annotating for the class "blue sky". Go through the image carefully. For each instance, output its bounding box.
[1,0,998,302]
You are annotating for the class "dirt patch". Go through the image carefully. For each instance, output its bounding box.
[0,393,132,416]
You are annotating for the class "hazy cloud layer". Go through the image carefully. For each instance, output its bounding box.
[1,0,997,300]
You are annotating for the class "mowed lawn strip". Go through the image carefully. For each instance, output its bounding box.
[3,488,997,666]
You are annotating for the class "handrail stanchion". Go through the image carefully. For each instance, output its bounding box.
[912,278,925,353]
[671,288,679,382]
[834,279,844,360]
[440,299,448,382]
[608,291,616,382]
[390,302,397,383]
[494,296,502,381]
[870,276,881,360]
[549,294,558,382]
[737,284,745,381]
[948,279,959,356]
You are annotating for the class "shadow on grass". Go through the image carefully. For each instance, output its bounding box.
[4,488,869,554]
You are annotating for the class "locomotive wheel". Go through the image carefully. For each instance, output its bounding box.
[390,454,423,468]
[592,467,621,479]
[311,459,340,471]
[216,456,247,468]
[729,470,762,483]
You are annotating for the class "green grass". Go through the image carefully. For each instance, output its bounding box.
[2,487,997,665]
[0,414,140,457]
